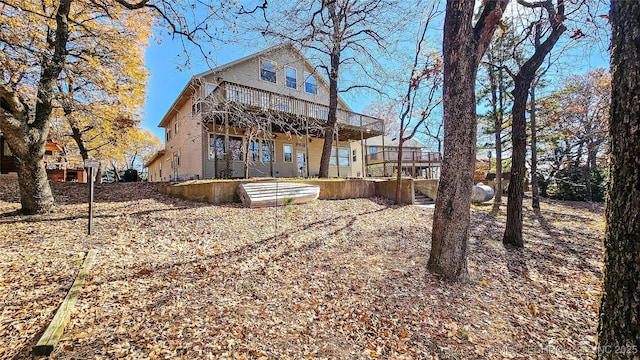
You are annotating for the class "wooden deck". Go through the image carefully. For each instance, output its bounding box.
[237,182,320,208]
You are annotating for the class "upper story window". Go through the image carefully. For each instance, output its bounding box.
[304,71,317,94]
[260,59,277,83]
[204,83,216,97]
[285,67,297,89]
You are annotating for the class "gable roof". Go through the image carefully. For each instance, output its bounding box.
[158,43,353,128]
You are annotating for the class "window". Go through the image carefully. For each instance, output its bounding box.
[173,151,180,167]
[174,120,178,135]
[283,144,293,162]
[205,83,216,96]
[166,129,172,142]
[352,149,357,162]
[209,134,243,161]
[260,59,277,83]
[262,140,274,162]
[191,101,201,115]
[248,140,259,161]
[285,67,297,89]
[330,147,350,166]
[228,137,244,161]
[304,72,317,94]
[209,134,223,160]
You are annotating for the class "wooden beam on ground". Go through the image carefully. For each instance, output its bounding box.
[32,249,98,357]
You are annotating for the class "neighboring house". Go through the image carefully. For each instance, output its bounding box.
[0,135,17,174]
[363,136,441,178]
[145,43,384,182]
[0,134,86,182]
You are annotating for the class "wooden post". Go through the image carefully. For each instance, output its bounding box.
[305,118,310,178]
[334,126,340,178]
[381,133,386,176]
[269,120,274,177]
[224,111,230,178]
[412,151,416,178]
[88,167,94,235]
[360,117,365,178]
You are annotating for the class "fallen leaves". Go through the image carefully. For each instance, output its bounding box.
[0,176,605,359]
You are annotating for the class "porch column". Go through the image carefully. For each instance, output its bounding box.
[360,118,365,178]
[334,126,340,178]
[305,118,310,178]
[381,133,386,176]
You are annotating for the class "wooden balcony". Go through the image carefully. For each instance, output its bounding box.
[366,150,442,165]
[204,81,384,139]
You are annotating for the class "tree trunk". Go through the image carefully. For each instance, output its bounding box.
[503,14,565,248]
[530,82,540,209]
[15,137,55,214]
[503,78,529,247]
[395,137,404,204]
[597,1,640,357]
[428,0,508,282]
[488,59,503,215]
[428,0,479,282]
[318,46,340,178]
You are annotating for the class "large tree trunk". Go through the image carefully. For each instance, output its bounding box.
[596,1,640,357]
[16,150,55,213]
[503,78,529,247]
[428,0,479,282]
[428,0,508,282]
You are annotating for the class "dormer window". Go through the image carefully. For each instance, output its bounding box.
[304,71,317,94]
[260,59,277,83]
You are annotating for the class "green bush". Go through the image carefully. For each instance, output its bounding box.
[546,165,606,202]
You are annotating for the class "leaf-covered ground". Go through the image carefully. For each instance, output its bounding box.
[0,175,604,359]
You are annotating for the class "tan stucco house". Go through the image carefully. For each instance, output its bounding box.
[145,43,386,182]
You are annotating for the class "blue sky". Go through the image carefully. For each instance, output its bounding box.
[141,15,610,143]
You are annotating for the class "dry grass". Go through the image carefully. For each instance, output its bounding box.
[0,176,604,359]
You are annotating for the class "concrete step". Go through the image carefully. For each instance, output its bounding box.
[414,191,435,205]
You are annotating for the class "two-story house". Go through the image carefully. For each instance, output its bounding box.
[145,43,384,181]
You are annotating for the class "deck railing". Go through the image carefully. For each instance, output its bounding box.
[205,81,384,134]
[366,150,442,163]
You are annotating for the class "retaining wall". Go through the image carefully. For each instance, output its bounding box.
[160,178,417,205]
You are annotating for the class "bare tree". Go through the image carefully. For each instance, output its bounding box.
[393,2,442,203]
[503,0,568,248]
[428,0,509,282]
[244,0,415,177]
